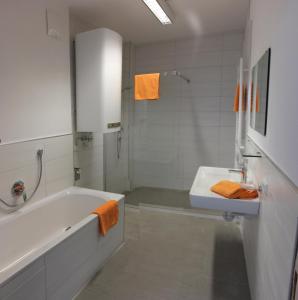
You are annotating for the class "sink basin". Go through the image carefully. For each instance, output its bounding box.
[190,167,260,215]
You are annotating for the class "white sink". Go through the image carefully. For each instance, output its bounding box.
[190,167,260,215]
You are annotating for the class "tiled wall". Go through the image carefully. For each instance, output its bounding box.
[0,135,74,217]
[104,43,134,193]
[74,132,104,190]
[131,33,242,190]
[242,139,298,300]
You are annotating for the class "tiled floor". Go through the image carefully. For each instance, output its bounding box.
[76,207,251,300]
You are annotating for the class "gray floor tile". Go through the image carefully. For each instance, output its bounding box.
[76,207,251,300]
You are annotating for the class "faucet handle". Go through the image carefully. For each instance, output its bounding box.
[12,180,25,196]
[228,169,242,173]
[242,153,262,158]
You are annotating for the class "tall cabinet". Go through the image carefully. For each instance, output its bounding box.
[76,28,123,133]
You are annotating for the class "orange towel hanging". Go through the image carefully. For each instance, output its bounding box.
[92,200,119,236]
[233,83,247,112]
[134,73,160,101]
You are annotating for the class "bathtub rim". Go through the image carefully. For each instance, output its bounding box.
[0,186,125,287]
[0,187,124,225]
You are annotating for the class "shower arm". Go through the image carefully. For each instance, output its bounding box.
[163,70,191,84]
[177,72,191,84]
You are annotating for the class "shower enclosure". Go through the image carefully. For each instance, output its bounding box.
[76,36,240,210]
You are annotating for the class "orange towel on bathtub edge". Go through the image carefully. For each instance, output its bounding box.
[134,73,160,100]
[92,200,119,235]
[211,180,258,199]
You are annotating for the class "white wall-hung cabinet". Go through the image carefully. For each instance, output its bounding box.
[75,28,123,133]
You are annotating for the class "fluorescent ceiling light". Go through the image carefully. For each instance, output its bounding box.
[142,0,173,25]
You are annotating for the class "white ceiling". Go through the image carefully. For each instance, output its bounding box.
[66,0,249,44]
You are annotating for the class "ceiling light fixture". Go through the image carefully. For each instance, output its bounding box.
[142,0,173,25]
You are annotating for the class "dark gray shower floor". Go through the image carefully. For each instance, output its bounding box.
[124,186,191,208]
[124,187,221,217]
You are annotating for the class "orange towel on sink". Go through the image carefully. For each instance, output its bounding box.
[134,73,160,100]
[211,180,258,199]
[92,200,119,235]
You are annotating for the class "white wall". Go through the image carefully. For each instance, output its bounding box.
[247,0,298,186]
[132,33,242,190]
[0,1,74,216]
[0,0,72,144]
[243,1,298,299]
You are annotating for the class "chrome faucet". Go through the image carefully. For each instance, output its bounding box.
[229,158,248,183]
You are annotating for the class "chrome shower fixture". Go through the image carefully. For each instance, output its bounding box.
[163,70,191,83]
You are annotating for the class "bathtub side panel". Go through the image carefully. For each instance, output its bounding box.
[45,218,99,297]
[0,257,46,300]
[47,198,125,300]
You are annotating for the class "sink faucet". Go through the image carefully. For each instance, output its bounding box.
[229,159,248,183]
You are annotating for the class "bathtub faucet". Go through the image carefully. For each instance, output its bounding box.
[0,149,43,212]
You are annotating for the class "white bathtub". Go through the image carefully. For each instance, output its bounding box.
[0,187,125,300]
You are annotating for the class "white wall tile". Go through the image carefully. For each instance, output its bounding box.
[45,154,73,183]
[175,52,222,69]
[222,51,242,66]
[223,33,244,50]
[179,97,221,112]
[175,35,224,55]
[182,83,222,98]
[180,67,222,83]
[0,135,74,217]
[222,66,238,83]
[220,97,235,112]
[0,140,44,173]
[46,176,73,196]
[178,111,220,127]
[44,135,73,161]
[220,112,237,127]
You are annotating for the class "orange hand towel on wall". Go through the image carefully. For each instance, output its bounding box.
[211,180,258,199]
[250,83,254,112]
[233,83,247,112]
[134,73,160,100]
[92,200,119,235]
[233,83,240,112]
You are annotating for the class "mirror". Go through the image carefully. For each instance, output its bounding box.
[250,48,271,136]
